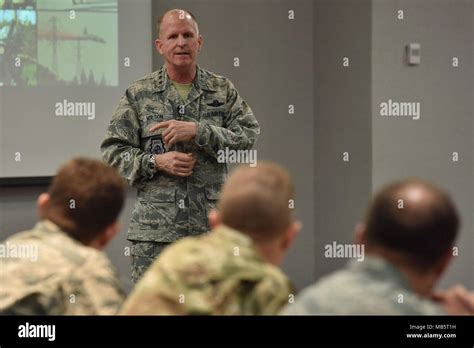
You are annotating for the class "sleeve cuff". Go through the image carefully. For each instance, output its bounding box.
[142,154,157,179]
[195,122,210,148]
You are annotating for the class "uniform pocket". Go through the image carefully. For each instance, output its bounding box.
[201,113,225,127]
[204,187,220,200]
[134,187,176,230]
[204,186,220,214]
[130,241,156,258]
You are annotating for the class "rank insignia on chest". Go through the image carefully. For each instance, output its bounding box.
[151,138,166,154]
[206,99,225,107]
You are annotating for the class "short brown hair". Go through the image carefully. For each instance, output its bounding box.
[364,179,459,270]
[43,158,126,244]
[219,162,294,242]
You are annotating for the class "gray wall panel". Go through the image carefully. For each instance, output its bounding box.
[372,0,473,288]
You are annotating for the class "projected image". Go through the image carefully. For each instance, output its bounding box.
[0,0,118,87]
[0,3,37,86]
[37,0,118,86]
[0,0,35,9]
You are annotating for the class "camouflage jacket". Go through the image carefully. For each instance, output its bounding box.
[0,220,125,315]
[101,65,259,243]
[281,255,445,315]
[120,225,293,315]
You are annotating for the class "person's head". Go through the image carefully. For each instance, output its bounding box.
[155,9,203,73]
[356,179,459,289]
[208,162,301,266]
[37,158,126,250]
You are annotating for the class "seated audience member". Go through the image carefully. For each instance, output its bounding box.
[282,179,474,315]
[121,162,301,315]
[0,158,126,315]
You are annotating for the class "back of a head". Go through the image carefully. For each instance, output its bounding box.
[364,179,459,270]
[43,158,126,244]
[218,162,294,242]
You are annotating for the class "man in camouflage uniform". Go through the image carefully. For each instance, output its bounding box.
[282,179,474,315]
[0,158,126,315]
[101,9,259,283]
[120,162,300,315]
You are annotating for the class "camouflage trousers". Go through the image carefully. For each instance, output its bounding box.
[130,241,170,284]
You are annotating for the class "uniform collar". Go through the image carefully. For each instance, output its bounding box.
[347,254,412,291]
[213,224,254,246]
[35,219,83,247]
[37,219,65,234]
[212,225,264,261]
[153,65,217,93]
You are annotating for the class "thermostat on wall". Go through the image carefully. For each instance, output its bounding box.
[407,43,421,65]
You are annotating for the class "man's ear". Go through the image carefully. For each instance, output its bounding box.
[37,193,50,217]
[208,209,220,230]
[198,35,203,52]
[105,221,120,243]
[354,223,366,244]
[281,221,302,251]
[94,221,120,251]
[155,38,163,54]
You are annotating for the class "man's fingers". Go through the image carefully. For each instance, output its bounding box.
[453,288,474,312]
[164,132,174,144]
[431,286,474,315]
[430,292,446,302]
[174,153,195,162]
[174,161,195,170]
[173,162,195,172]
[174,168,193,177]
[168,135,180,147]
[164,132,173,145]
[158,152,195,177]
[163,128,172,139]
[149,121,171,132]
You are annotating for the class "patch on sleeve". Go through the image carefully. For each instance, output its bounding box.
[151,138,166,154]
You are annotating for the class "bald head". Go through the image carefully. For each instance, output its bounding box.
[364,179,459,270]
[157,9,199,38]
[218,162,294,242]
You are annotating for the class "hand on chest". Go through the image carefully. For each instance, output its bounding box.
[138,93,226,153]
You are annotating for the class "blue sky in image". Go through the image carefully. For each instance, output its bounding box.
[0,10,36,25]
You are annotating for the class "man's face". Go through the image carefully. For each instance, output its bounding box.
[156,14,203,71]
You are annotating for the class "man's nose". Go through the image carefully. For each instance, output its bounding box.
[177,35,186,46]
